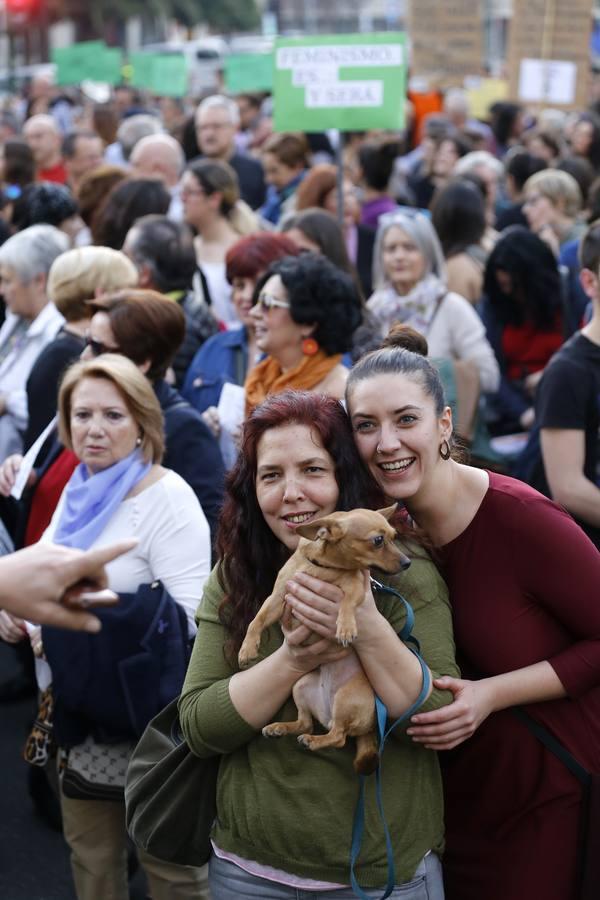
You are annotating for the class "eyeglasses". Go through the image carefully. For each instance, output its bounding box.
[85,336,120,357]
[255,292,291,312]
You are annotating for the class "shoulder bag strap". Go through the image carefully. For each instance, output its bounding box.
[513,707,589,785]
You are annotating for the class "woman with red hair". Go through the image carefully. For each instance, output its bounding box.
[181,232,299,427]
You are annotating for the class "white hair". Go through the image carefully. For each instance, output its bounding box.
[454,151,504,178]
[373,210,446,290]
[196,94,240,128]
[443,88,469,117]
[0,224,69,282]
[130,133,185,176]
[116,115,163,161]
[23,113,60,135]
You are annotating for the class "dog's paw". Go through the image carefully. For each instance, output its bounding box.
[298,733,315,750]
[336,624,357,647]
[262,724,286,738]
[238,643,258,668]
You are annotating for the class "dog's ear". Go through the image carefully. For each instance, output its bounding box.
[376,503,398,521]
[296,516,345,542]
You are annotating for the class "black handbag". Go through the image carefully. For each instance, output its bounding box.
[514,708,600,900]
[125,696,219,866]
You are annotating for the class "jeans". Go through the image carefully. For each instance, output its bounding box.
[209,851,444,900]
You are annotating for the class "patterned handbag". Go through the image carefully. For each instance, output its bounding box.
[23,687,55,767]
[59,735,133,802]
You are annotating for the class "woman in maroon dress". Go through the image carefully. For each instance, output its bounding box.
[334,326,600,900]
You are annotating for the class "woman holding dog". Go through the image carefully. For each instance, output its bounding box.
[179,390,459,899]
[340,325,600,900]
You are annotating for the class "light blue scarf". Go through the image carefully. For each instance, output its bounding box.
[53,449,151,550]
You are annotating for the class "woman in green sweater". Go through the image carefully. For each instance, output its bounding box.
[178,390,458,899]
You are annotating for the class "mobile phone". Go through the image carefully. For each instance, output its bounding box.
[64,589,119,609]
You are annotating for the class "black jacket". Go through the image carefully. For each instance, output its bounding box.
[155,380,225,543]
[228,151,267,210]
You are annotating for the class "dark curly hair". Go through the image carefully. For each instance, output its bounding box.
[483,226,562,329]
[216,390,386,656]
[257,253,363,355]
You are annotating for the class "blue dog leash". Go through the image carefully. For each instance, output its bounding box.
[349,578,432,900]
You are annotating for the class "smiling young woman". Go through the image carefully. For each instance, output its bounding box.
[343,327,600,900]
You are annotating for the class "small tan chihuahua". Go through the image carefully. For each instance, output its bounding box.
[238,505,410,774]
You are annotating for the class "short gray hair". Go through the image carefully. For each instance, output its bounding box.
[116,114,163,161]
[0,224,69,283]
[373,210,446,289]
[196,94,240,128]
[454,151,504,179]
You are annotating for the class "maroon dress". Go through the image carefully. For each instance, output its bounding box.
[438,473,600,900]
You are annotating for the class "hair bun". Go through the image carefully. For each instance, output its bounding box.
[381,322,429,357]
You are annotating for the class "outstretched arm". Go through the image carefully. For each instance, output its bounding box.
[0,540,137,630]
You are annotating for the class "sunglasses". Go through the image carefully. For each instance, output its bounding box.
[85,336,120,357]
[255,292,291,312]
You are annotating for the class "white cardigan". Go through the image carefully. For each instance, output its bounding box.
[367,289,500,393]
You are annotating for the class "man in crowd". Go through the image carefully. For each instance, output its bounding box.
[194,94,266,209]
[23,114,67,183]
[535,219,600,549]
[130,133,186,220]
[62,130,104,194]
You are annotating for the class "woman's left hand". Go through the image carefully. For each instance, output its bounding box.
[284,570,378,644]
[406,676,496,750]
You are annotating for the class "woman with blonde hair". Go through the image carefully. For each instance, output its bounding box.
[41,354,211,900]
[24,246,138,448]
[181,158,259,327]
[523,168,585,252]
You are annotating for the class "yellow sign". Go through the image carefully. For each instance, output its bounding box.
[466,78,509,119]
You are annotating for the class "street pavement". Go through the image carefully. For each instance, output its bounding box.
[0,641,147,900]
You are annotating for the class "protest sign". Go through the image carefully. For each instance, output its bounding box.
[273,33,406,132]
[224,53,274,93]
[507,0,592,109]
[53,42,123,86]
[130,52,188,97]
[407,0,483,89]
[465,77,509,119]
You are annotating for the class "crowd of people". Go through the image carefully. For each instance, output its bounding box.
[0,73,598,900]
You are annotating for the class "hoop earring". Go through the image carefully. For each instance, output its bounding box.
[301,337,319,356]
[439,439,451,460]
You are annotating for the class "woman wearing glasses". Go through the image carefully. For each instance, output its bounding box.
[245,253,362,413]
[182,232,300,426]
[0,290,224,549]
[181,159,258,328]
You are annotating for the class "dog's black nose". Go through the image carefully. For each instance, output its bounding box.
[400,557,411,571]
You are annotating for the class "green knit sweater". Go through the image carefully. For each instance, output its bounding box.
[178,557,459,888]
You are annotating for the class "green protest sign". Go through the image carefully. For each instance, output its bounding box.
[129,52,155,90]
[53,42,123,86]
[130,52,188,98]
[224,53,274,93]
[273,33,406,132]
[53,42,105,86]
